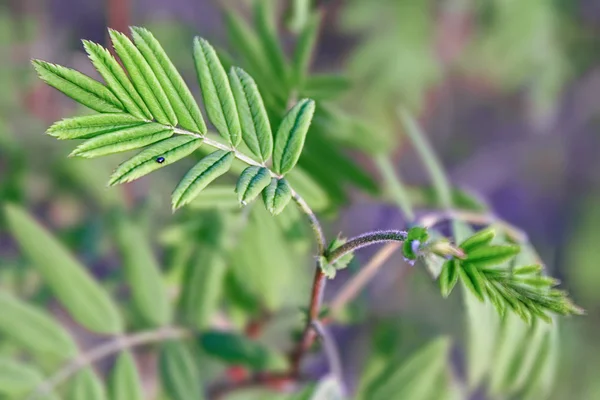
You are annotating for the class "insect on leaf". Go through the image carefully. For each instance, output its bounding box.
[229,67,272,162]
[159,341,203,400]
[4,204,124,334]
[193,37,241,146]
[172,150,235,210]
[83,40,152,119]
[109,29,177,126]
[235,166,272,205]
[32,60,123,113]
[262,178,292,215]
[0,292,77,360]
[109,136,203,185]
[109,352,144,400]
[273,99,315,175]
[131,27,207,134]
[69,124,173,158]
[47,113,145,140]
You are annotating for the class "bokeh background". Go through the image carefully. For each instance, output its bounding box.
[1,0,599,399]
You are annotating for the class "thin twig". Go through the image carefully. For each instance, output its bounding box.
[28,326,190,399]
[326,230,407,265]
[311,321,345,395]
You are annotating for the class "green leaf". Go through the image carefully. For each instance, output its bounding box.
[229,67,272,162]
[70,123,173,158]
[292,11,321,86]
[68,368,107,400]
[459,262,485,301]
[459,227,496,252]
[159,341,203,400]
[131,27,207,133]
[0,292,77,359]
[401,226,429,260]
[273,99,315,175]
[193,37,241,146]
[465,245,520,268]
[179,247,228,329]
[199,330,272,370]
[109,352,144,400]
[254,0,289,84]
[235,166,271,205]
[0,358,55,399]
[83,40,152,119]
[366,337,451,400]
[109,135,203,185]
[32,60,123,113]
[47,113,145,140]
[172,150,235,210]
[4,204,123,334]
[303,74,351,99]
[262,178,292,215]
[113,216,171,326]
[109,29,177,126]
[439,259,459,298]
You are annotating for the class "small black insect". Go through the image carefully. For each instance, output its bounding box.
[156,156,165,164]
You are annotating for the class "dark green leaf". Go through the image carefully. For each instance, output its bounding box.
[32,60,123,113]
[459,227,496,252]
[439,259,459,298]
[109,135,203,185]
[131,27,207,133]
[172,150,235,210]
[47,113,145,140]
[193,37,241,146]
[0,292,77,359]
[229,67,272,162]
[5,204,123,334]
[465,245,520,268]
[83,40,152,119]
[199,330,272,370]
[109,29,177,126]
[273,99,315,175]
[262,178,292,215]
[159,341,203,400]
[235,166,271,205]
[109,352,143,400]
[70,123,173,158]
[68,368,107,400]
[459,262,485,301]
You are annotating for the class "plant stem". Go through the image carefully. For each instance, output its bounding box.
[375,154,415,222]
[28,326,190,399]
[326,230,407,265]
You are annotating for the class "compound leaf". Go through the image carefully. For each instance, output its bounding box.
[229,67,272,162]
[193,37,241,146]
[47,113,145,140]
[109,135,203,185]
[465,245,520,269]
[273,99,315,175]
[172,150,235,210]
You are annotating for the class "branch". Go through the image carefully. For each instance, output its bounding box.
[28,326,190,399]
[326,230,407,265]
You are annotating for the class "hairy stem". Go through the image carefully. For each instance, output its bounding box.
[326,230,407,265]
[28,327,190,399]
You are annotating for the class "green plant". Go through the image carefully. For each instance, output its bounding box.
[0,4,582,400]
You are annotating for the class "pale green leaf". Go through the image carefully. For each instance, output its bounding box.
[70,123,173,158]
[459,227,496,252]
[439,259,459,298]
[109,352,144,400]
[262,178,292,215]
[172,150,235,210]
[4,204,123,334]
[32,60,123,113]
[68,368,107,400]
[47,113,145,140]
[303,74,351,99]
[193,38,241,146]
[159,341,203,400]
[465,245,520,268]
[109,135,203,185]
[0,358,56,399]
[254,0,288,83]
[131,27,207,134]
[83,40,152,119]
[114,216,171,326]
[229,67,272,162]
[224,11,270,82]
[179,247,227,329]
[292,11,321,86]
[109,29,177,126]
[235,166,271,205]
[187,185,239,211]
[273,99,315,175]
[0,292,77,359]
